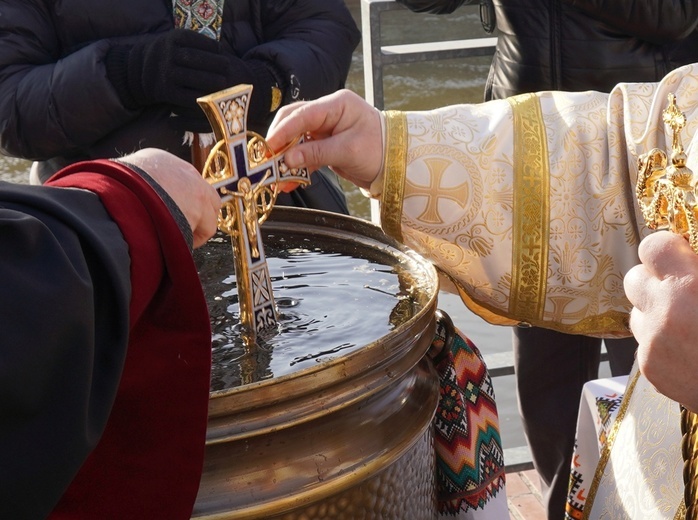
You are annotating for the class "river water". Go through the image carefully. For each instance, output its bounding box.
[0,2,586,451]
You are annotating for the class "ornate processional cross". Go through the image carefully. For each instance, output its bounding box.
[636,93,698,251]
[197,84,310,344]
[636,93,698,519]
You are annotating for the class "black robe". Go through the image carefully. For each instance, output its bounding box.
[0,160,212,519]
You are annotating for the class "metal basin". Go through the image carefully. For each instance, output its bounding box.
[192,207,440,519]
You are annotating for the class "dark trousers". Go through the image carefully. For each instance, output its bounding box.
[513,326,637,520]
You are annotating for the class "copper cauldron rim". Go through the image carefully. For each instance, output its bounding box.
[205,207,439,438]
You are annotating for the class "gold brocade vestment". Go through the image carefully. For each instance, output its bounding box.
[369,62,698,519]
[377,66,698,336]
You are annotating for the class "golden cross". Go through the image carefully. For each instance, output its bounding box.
[197,84,310,344]
[664,93,687,155]
[636,93,698,252]
[405,157,469,225]
[636,93,698,519]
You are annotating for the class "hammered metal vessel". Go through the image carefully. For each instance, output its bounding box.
[192,207,441,519]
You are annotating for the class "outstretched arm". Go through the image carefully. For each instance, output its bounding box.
[269,63,698,337]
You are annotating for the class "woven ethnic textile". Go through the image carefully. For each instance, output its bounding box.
[171,0,223,147]
[173,0,224,39]
[564,376,626,520]
[430,314,506,515]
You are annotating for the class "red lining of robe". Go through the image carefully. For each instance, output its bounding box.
[47,160,212,519]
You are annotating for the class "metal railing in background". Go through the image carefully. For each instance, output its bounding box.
[360,0,497,109]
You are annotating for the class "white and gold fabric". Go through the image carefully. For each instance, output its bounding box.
[375,63,698,337]
[367,62,698,519]
[580,367,685,519]
[565,374,627,519]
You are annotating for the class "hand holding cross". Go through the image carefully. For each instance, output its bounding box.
[197,84,310,344]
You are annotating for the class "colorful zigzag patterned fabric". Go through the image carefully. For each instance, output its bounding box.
[431,311,507,515]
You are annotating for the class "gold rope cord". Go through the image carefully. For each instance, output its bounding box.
[636,93,698,519]
[682,406,698,519]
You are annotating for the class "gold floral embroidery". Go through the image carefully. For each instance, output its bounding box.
[376,66,698,337]
[583,369,685,520]
[507,93,549,323]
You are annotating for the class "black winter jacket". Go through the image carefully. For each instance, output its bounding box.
[0,0,360,172]
[396,0,698,99]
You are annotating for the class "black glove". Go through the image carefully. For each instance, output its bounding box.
[167,57,279,134]
[107,30,280,133]
[106,29,232,110]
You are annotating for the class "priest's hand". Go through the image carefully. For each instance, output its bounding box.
[624,231,698,412]
[120,148,221,248]
[267,90,384,191]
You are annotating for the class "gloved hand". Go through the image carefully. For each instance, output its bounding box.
[167,56,279,134]
[106,29,232,111]
[106,30,280,134]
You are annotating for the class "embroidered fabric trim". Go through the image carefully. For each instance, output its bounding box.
[507,93,550,324]
[380,110,407,243]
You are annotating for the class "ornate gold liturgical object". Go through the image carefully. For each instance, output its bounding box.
[637,93,698,251]
[197,84,310,344]
[636,93,698,519]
